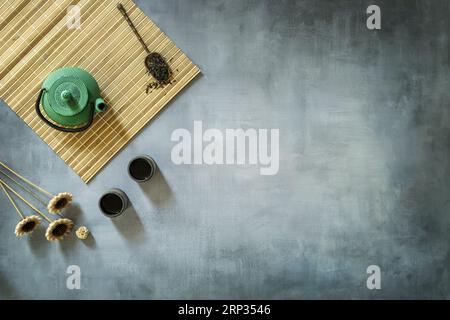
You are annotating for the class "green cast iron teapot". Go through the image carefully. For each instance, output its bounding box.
[36,67,107,133]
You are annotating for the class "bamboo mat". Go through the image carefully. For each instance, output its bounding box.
[0,0,200,183]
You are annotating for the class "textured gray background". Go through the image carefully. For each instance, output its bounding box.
[0,0,449,299]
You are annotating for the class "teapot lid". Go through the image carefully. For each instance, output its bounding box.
[47,76,89,117]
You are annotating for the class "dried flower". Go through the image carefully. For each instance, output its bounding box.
[15,216,41,237]
[45,218,74,241]
[47,193,73,214]
[76,226,90,240]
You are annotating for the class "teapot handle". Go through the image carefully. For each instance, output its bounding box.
[35,88,95,133]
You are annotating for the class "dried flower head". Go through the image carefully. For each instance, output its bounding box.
[45,218,74,242]
[76,226,90,240]
[15,216,41,237]
[47,193,73,214]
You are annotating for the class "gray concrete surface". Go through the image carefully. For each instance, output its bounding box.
[0,0,449,299]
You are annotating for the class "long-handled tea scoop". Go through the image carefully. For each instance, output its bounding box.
[117,3,151,55]
[117,3,172,91]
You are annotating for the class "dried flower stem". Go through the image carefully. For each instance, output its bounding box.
[0,179,52,223]
[0,162,54,198]
[0,182,25,219]
[0,169,48,206]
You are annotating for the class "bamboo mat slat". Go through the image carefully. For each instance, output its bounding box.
[0,0,200,183]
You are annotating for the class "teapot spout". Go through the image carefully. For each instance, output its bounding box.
[95,98,108,113]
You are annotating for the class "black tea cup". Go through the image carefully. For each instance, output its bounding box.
[128,155,157,183]
[99,188,129,218]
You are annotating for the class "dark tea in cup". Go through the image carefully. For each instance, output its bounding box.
[128,156,157,183]
[99,189,129,218]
